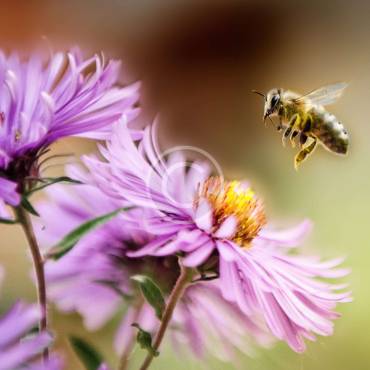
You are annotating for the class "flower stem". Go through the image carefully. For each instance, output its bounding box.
[138,262,191,370]
[16,206,49,362]
[118,331,136,370]
[118,299,144,370]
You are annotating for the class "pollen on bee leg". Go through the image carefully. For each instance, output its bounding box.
[195,177,266,247]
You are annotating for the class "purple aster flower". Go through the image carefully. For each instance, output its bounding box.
[35,165,271,363]
[0,47,139,216]
[0,268,61,370]
[83,122,351,353]
[116,282,272,361]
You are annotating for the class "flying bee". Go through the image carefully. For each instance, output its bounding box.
[253,83,349,169]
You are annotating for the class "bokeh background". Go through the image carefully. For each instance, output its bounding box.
[0,0,369,369]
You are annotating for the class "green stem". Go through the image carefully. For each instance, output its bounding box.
[16,206,49,362]
[118,299,143,370]
[138,262,191,370]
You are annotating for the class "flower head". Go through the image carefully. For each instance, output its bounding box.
[35,165,271,361]
[0,268,61,370]
[196,177,266,247]
[83,122,351,353]
[0,48,139,214]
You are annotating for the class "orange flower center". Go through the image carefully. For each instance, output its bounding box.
[197,177,266,247]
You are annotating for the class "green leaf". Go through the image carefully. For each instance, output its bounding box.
[0,217,17,225]
[131,275,166,320]
[47,207,130,260]
[27,176,82,196]
[69,336,104,370]
[132,323,159,357]
[21,196,39,216]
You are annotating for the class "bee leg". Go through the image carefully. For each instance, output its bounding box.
[289,114,302,148]
[303,116,312,133]
[277,117,283,131]
[294,138,317,170]
[299,133,308,147]
[290,130,299,148]
[282,114,298,147]
[297,116,312,148]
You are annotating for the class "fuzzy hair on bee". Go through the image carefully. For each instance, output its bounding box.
[253,83,349,169]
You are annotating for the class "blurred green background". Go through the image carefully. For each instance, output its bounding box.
[0,0,369,369]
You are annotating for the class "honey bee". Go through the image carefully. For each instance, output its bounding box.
[253,83,349,169]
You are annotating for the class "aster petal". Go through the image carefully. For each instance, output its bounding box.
[284,255,350,279]
[152,239,186,257]
[219,260,253,314]
[0,303,40,348]
[194,200,213,232]
[219,245,351,352]
[214,215,238,239]
[0,200,12,219]
[182,241,215,267]
[185,160,211,202]
[172,283,272,360]
[171,303,205,358]
[0,294,56,369]
[25,355,63,370]
[0,177,20,206]
[216,240,239,261]
[126,235,174,257]
[179,231,211,252]
[0,332,53,369]
[97,365,111,370]
[256,219,313,248]
[261,292,306,352]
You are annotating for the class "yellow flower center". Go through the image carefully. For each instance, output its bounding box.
[196,177,266,247]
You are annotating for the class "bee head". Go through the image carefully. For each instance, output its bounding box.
[264,89,282,120]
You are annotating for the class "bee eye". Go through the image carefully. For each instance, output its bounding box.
[270,95,279,108]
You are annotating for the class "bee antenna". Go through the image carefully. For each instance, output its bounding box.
[251,90,266,99]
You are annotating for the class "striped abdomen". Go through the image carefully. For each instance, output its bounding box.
[310,107,349,154]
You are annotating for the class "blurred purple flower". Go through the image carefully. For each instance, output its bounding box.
[83,123,351,353]
[0,48,139,216]
[117,282,272,361]
[0,268,61,370]
[97,365,111,370]
[35,165,271,361]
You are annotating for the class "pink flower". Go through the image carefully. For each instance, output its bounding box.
[0,267,62,370]
[83,122,351,353]
[35,165,271,361]
[0,47,139,214]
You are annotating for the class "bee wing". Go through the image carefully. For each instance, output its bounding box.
[294,82,348,106]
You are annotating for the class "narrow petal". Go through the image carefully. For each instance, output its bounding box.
[182,241,215,267]
[216,240,238,262]
[257,219,313,248]
[0,178,20,206]
[214,216,238,239]
[194,200,213,232]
